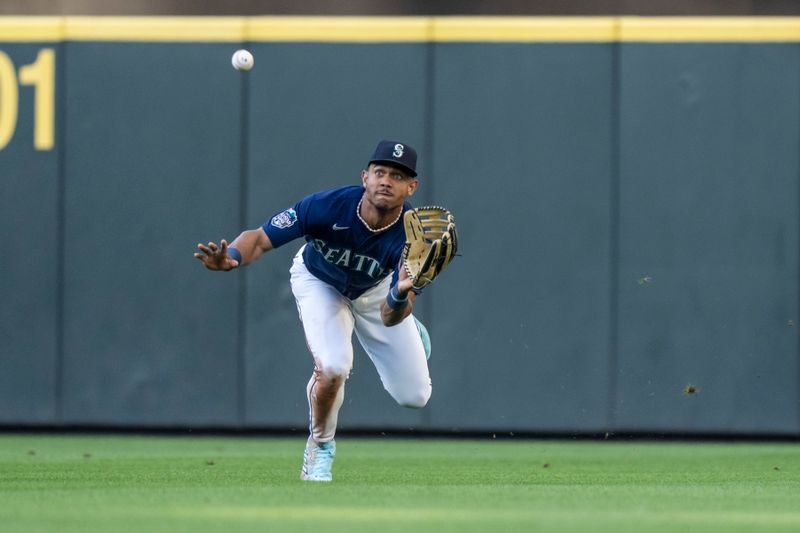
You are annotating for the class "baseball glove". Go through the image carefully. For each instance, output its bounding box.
[402,206,458,290]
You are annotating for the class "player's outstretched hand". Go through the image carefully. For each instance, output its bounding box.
[194,239,239,271]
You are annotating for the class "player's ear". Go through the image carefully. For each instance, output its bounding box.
[361,169,368,186]
[406,178,419,196]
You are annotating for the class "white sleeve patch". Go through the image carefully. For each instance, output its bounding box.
[271,208,298,229]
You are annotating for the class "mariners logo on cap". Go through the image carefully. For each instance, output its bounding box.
[369,140,418,177]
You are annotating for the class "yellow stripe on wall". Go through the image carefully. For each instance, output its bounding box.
[2,16,800,43]
[65,17,247,42]
[248,16,432,42]
[0,17,64,42]
[433,17,619,42]
[620,17,800,42]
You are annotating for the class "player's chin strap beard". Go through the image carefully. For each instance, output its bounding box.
[356,196,403,233]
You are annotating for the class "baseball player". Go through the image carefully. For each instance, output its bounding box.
[195,140,433,482]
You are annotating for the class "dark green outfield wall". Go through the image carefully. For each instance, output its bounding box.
[1,39,798,435]
[616,44,800,434]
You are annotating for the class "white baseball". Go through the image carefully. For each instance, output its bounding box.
[231,49,254,71]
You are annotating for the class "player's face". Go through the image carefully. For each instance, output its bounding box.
[361,164,418,211]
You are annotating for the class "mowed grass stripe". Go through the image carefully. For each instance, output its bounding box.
[4,500,800,531]
[174,506,800,526]
[0,435,798,532]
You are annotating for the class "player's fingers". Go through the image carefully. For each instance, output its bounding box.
[197,243,213,256]
[195,250,216,263]
[220,240,228,254]
[208,241,218,253]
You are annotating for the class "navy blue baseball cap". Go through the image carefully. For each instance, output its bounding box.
[368,140,418,177]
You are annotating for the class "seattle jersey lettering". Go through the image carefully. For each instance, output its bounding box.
[311,238,388,278]
[261,185,408,298]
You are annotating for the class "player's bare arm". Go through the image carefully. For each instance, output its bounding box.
[381,267,417,326]
[194,228,273,271]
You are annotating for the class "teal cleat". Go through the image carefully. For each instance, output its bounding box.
[300,438,336,481]
[414,317,431,360]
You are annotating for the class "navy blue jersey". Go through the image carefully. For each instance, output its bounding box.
[262,185,410,299]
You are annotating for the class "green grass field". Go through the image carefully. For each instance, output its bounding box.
[1,434,798,532]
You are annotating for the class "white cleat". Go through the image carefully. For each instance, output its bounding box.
[300,438,336,481]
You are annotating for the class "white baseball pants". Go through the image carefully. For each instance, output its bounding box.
[289,247,432,442]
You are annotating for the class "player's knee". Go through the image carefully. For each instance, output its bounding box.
[316,362,351,383]
[392,384,432,409]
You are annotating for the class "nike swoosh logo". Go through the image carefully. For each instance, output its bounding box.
[332,223,350,230]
